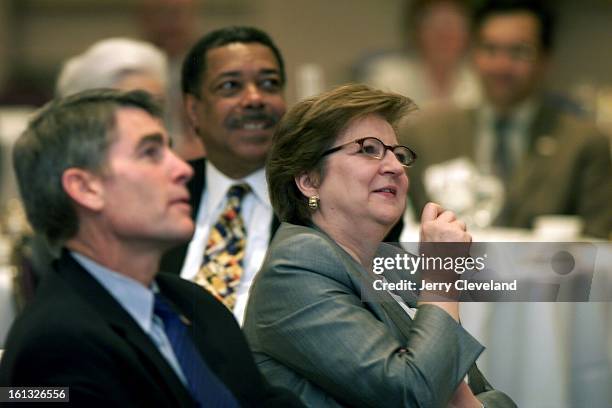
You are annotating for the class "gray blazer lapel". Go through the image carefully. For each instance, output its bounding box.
[304,225,416,343]
[347,243,421,342]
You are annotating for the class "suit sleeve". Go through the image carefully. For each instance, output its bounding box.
[246,232,499,407]
[0,326,149,406]
[576,130,612,238]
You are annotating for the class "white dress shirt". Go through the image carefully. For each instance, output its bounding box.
[180,161,273,325]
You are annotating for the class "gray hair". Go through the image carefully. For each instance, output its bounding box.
[14,89,162,246]
[56,37,169,97]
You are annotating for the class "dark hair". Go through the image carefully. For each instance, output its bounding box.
[267,84,417,226]
[181,26,285,97]
[473,0,556,52]
[13,89,162,246]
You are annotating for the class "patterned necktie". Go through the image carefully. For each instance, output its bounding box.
[195,184,250,310]
[153,293,239,407]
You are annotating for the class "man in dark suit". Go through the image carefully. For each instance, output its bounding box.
[0,89,301,407]
[160,27,286,323]
[401,0,612,238]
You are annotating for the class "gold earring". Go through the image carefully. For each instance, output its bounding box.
[308,195,320,210]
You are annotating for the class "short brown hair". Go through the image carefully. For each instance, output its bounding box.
[14,88,162,246]
[267,83,417,225]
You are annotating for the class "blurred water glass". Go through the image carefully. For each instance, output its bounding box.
[424,157,504,228]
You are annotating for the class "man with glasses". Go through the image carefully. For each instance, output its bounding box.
[401,0,611,238]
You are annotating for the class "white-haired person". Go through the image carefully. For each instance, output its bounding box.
[56,37,168,99]
[56,37,204,159]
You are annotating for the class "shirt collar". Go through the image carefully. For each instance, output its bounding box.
[480,97,540,129]
[71,251,156,334]
[205,160,270,211]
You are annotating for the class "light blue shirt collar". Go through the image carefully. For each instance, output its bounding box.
[70,251,188,386]
[71,251,155,335]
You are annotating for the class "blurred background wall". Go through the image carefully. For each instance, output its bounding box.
[0,0,611,206]
[0,0,610,108]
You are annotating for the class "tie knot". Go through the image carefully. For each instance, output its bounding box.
[227,184,250,201]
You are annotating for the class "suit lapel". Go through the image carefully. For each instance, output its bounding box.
[350,262,418,342]
[187,157,206,216]
[156,274,213,361]
[56,252,194,405]
[312,227,419,343]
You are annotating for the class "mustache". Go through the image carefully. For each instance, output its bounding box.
[225,112,280,129]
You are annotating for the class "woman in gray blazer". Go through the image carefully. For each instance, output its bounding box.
[244,84,515,408]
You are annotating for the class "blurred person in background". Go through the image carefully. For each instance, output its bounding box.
[160,26,287,325]
[56,37,168,99]
[244,84,516,407]
[355,0,481,110]
[0,89,302,407]
[401,0,612,238]
[138,0,205,160]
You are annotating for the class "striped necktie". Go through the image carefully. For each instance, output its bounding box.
[195,184,250,310]
[153,293,239,407]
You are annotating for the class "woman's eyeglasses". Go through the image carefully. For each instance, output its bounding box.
[321,137,417,167]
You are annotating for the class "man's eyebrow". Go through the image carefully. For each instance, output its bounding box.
[259,68,281,76]
[214,68,281,80]
[215,71,242,80]
[135,133,167,149]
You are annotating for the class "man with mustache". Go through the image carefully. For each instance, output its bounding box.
[160,27,286,324]
[401,0,611,238]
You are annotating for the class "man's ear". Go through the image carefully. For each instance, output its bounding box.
[294,171,320,198]
[184,94,201,135]
[61,168,105,212]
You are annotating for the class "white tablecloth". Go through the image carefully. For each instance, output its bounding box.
[401,225,612,407]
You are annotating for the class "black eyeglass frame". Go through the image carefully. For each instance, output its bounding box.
[320,137,417,167]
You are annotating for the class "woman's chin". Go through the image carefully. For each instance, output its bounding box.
[374,210,403,230]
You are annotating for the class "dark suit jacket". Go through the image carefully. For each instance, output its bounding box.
[401,101,612,238]
[160,158,281,275]
[0,250,302,407]
[244,223,516,407]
